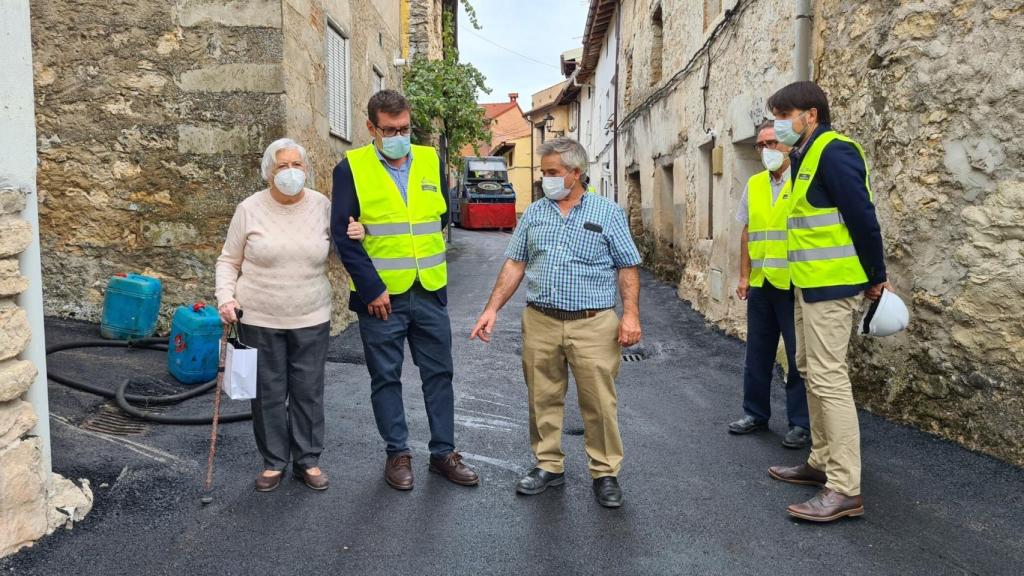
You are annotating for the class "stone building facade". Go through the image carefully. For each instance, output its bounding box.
[606,0,1024,464]
[30,0,413,333]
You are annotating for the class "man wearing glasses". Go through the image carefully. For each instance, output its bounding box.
[728,121,811,449]
[330,90,479,491]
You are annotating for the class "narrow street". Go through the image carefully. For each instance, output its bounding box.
[4,230,1023,576]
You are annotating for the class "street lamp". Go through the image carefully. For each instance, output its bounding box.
[544,114,555,132]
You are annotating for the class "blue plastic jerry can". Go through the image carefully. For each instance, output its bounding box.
[100,273,162,340]
[167,302,223,385]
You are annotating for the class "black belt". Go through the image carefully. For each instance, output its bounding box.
[528,303,611,321]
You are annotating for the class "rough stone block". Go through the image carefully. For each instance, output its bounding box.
[46,475,93,533]
[177,124,264,155]
[180,63,284,93]
[177,0,283,28]
[142,221,199,247]
[0,360,36,403]
[0,217,32,258]
[0,259,28,297]
[0,400,37,448]
[0,188,28,215]
[0,302,30,362]
[0,437,47,558]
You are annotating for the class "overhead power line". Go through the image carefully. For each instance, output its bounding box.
[463,27,560,69]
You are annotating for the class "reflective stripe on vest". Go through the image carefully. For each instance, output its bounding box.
[746,170,793,289]
[347,143,448,294]
[786,131,870,289]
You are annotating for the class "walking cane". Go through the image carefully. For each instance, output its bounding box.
[201,310,239,505]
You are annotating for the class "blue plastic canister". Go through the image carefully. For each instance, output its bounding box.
[168,302,223,385]
[100,273,162,340]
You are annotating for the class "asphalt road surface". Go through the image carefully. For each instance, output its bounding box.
[4,230,1023,576]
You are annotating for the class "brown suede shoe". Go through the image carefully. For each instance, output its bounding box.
[768,463,827,486]
[429,452,480,486]
[255,470,283,492]
[788,488,864,522]
[385,453,414,490]
[293,467,329,491]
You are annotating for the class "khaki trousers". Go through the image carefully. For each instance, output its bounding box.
[794,288,862,496]
[521,307,624,478]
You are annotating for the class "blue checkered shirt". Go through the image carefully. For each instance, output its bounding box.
[505,193,642,311]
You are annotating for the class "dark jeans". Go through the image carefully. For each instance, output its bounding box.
[240,321,330,471]
[357,283,455,457]
[742,284,810,429]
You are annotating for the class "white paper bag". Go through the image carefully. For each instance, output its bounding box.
[223,339,257,400]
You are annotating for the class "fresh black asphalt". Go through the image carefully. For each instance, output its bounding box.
[3,230,1023,575]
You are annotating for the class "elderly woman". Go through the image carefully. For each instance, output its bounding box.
[215,138,334,492]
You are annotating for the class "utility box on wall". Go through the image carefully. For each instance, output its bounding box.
[711,146,724,175]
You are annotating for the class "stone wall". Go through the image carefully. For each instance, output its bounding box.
[616,0,1024,465]
[815,0,1024,465]
[0,189,94,560]
[31,0,288,328]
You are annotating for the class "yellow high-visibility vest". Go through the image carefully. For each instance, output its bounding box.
[747,171,792,289]
[347,143,448,294]
[787,132,870,288]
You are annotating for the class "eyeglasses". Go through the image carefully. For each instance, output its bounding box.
[374,125,412,138]
[754,139,780,152]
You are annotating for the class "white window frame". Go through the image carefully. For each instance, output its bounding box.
[326,20,352,142]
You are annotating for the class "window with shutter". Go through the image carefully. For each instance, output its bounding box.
[326,23,351,140]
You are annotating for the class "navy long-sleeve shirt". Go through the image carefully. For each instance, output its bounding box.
[789,124,887,303]
[330,152,449,313]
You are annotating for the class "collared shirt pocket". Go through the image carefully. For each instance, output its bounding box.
[571,222,608,263]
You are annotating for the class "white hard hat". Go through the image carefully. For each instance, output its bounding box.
[860,289,910,337]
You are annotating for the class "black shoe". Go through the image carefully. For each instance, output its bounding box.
[728,415,768,435]
[515,467,565,495]
[782,426,812,449]
[593,476,623,508]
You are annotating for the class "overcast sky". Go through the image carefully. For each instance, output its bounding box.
[458,0,590,110]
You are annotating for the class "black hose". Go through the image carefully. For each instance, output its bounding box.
[46,338,252,425]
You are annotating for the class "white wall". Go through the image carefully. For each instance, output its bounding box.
[583,9,618,201]
[0,0,50,478]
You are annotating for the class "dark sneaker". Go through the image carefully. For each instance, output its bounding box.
[782,426,812,449]
[728,415,768,435]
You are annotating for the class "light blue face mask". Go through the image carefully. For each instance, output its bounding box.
[380,134,411,160]
[774,112,806,147]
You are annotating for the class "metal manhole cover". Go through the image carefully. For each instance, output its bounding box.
[622,346,651,363]
[81,403,151,436]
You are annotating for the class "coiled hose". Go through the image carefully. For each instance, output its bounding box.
[46,338,252,425]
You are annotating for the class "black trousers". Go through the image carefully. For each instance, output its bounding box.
[239,321,330,470]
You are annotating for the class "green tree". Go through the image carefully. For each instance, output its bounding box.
[403,6,490,164]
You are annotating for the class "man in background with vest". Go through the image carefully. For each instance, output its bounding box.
[729,121,810,450]
[331,90,479,491]
[765,81,889,523]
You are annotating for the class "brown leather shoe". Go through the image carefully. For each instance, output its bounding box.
[768,463,827,486]
[293,467,329,491]
[788,488,864,522]
[429,451,480,486]
[255,470,283,492]
[385,453,414,490]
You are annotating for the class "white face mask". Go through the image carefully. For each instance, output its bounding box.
[541,174,575,201]
[761,148,785,172]
[273,168,306,196]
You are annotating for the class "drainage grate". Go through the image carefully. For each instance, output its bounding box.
[621,346,651,363]
[564,427,585,436]
[80,403,151,436]
[622,353,645,362]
